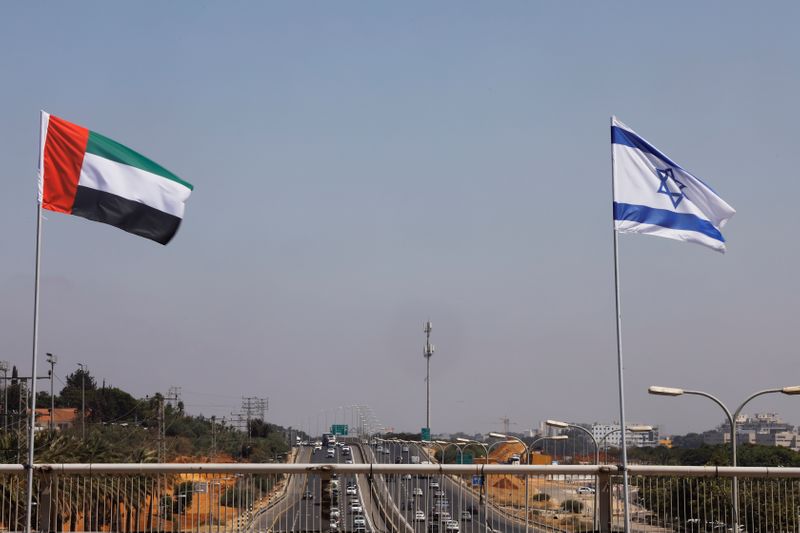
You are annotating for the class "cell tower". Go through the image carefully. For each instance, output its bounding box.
[423,321,434,434]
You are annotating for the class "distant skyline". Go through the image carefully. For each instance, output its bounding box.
[1,2,799,438]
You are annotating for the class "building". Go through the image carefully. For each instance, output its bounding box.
[33,408,79,431]
[702,412,799,451]
[590,423,659,448]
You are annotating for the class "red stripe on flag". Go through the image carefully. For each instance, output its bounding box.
[42,115,89,214]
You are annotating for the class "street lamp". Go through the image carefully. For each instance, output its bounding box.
[598,425,653,463]
[547,420,606,530]
[46,353,57,432]
[0,361,8,434]
[455,438,493,528]
[491,432,568,533]
[649,384,800,531]
[435,440,463,464]
[77,363,87,440]
[523,434,570,533]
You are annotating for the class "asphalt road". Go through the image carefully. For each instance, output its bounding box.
[250,443,388,533]
[374,441,556,533]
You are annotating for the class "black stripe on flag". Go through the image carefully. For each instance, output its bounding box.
[71,186,182,245]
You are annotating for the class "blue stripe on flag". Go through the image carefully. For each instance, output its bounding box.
[613,202,725,243]
[611,126,681,168]
[611,125,721,196]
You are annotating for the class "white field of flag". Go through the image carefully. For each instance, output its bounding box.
[612,117,735,252]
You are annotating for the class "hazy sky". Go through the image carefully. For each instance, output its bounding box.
[1,2,799,438]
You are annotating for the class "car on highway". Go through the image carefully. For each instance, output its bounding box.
[327,448,336,458]
[401,474,412,480]
[412,487,424,496]
[345,458,353,464]
[330,507,340,519]
[346,486,357,495]
[576,486,595,494]
[429,480,440,488]
[444,520,460,532]
[415,510,426,522]
[302,490,313,499]
[313,445,322,453]
[459,511,471,522]
[353,515,366,528]
[329,520,339,531]
[350,502,363,513]
[433,490,446,498]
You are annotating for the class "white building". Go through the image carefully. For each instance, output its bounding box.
[703,413,799,451]
[590,423,659,448]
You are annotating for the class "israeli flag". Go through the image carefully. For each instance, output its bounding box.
[612,117,735,252]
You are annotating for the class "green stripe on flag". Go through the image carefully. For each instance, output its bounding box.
[85,131,194,191]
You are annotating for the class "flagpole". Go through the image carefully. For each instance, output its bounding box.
[610,115,631,533]
[25,112,47,533]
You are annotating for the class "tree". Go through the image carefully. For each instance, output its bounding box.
[58,368,97,409]
[6,365,26,414]
[561,499,584,513]
[89,385,139,423]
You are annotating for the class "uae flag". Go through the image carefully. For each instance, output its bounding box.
[38,112,193,244]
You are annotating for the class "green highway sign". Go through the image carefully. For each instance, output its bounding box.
[331,424,348,436]
[421,427,431,441]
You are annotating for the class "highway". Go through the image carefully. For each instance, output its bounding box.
[246,439,562,533]
[374,441,554,533]
[250,442,389,533]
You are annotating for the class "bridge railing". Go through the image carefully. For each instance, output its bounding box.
[1,464,799,533]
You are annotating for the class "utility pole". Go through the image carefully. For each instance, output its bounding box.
[46,353,57,431]
[423,321,435,435]
[0,361,8,435]
[77,363,87,440]
[210,415,217,459]
[239,397,268,440]
[158,387,181,462]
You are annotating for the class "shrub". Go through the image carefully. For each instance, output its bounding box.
[561,499,584,513]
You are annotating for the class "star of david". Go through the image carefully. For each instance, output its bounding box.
[656,168,687,208]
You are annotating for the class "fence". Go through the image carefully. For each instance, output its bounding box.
[1,463,799,533]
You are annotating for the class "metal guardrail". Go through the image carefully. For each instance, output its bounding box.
[0,464,798,533]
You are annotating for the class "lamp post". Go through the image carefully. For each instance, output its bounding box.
[547,420,601,531]
[649,384,800,531]
[524,435,568,533]
[46,353,57,431]
[490,432,568,533]
[457,438,492,528]
[427,440,445,464]
[77,363,86,440]
[434,440,463,464]
[0,361,8,434]
[455,437,489,460]
[598,425,654,464]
